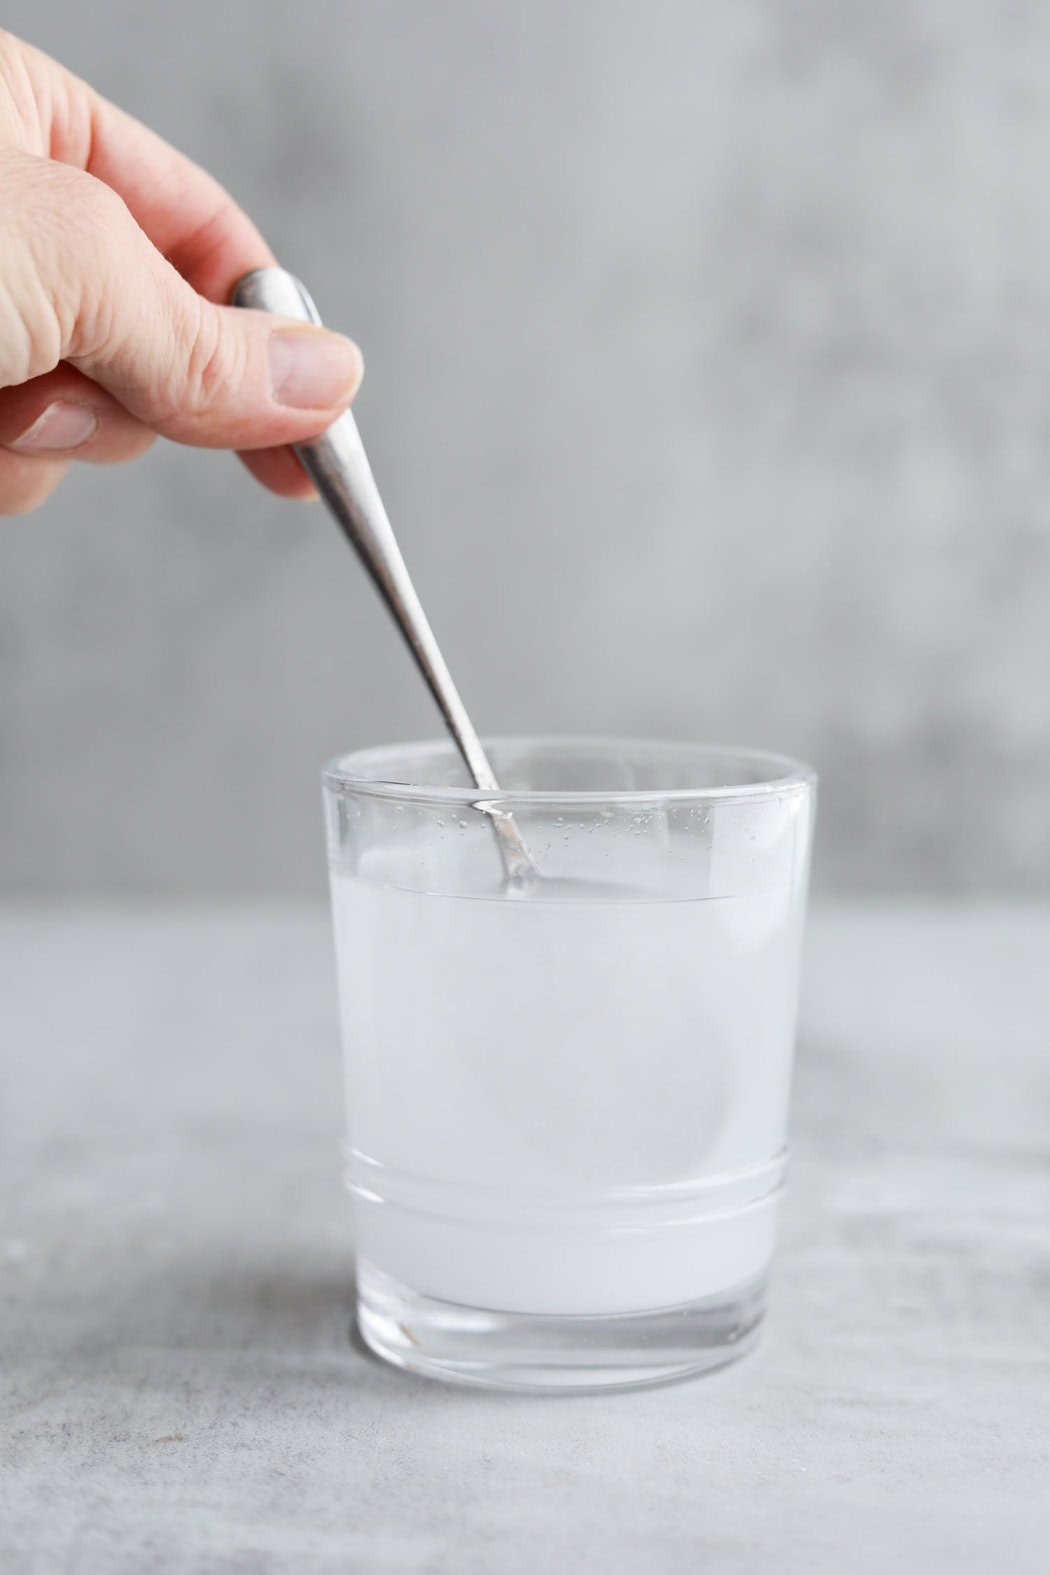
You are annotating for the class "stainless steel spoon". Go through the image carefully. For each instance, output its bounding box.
[232,267,536,885]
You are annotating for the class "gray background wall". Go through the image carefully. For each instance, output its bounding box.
[2,0,1048,896]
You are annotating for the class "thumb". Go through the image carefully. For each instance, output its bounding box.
[6,155,362,450]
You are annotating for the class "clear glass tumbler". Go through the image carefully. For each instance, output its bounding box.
[324,736,816,1392]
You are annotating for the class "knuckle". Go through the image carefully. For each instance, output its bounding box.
[62,169,139,345]
[2,161,132,372]
[0,156,68,379]
[76,172,127,235]
[65,171,134,286]
[181,299,242,418]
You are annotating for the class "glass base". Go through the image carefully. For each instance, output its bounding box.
[356,1260,766,1394]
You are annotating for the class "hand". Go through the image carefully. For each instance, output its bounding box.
[0,29,363,515]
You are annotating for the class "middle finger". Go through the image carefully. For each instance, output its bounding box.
[0,363,155,466]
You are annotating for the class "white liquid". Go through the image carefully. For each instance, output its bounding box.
[332,858,805,1316]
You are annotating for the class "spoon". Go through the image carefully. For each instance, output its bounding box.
[232,267,536,886]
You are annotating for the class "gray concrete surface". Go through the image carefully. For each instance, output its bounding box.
[2,2,1050,897]
[1,902,1047,1572]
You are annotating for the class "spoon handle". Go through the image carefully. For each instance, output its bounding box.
[231,268,534,881]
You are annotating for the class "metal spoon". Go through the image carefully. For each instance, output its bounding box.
[232,267,536,885]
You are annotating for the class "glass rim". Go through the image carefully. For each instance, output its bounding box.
[322,734,817,808]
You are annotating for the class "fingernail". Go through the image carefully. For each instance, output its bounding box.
[9,402,99,451]
[267,328,363,409]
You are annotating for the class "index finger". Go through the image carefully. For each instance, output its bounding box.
[34,37,274,300]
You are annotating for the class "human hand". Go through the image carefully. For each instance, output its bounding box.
[0,29,362,515]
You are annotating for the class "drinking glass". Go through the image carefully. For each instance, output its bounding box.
[324,736,816,1392]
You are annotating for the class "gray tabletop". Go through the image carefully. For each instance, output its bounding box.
[2,903,1047,1574]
